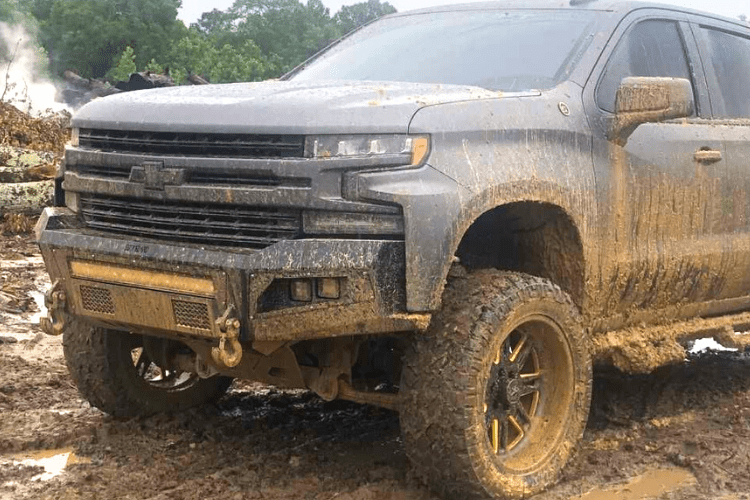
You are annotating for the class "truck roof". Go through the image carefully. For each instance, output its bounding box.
[396,0,748,28]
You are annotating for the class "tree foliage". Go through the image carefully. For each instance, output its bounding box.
[4,0,398,84]
[334,0,396,35]
[32,0,185,78]
[109,46,136,82]
[0,0,32,24]
[195,0,339,73]
[165,28,279,83]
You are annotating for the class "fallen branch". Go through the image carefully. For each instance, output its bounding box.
[1,38,20,102]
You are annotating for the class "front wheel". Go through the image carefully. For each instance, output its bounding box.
[63,320,233,418]
[400,270,592,499]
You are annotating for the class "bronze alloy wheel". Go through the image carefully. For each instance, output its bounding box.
[485,328,543,456]
[479,314,578,474]
[401,270,592,500]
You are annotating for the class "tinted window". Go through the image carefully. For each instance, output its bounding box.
[702,28,750,119]
[597,20,691,112]
[292,11,598,91]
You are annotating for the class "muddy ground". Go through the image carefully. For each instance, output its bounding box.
[1,231,750,500]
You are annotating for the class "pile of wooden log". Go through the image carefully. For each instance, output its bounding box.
[0,146,56,223]
[0,101,68,226]
[60,71,121,108]
[62,70,208,108]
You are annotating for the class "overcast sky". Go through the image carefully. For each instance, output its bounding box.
[178,0,746,25]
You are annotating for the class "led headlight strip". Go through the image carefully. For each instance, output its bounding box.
[305,134,429,166]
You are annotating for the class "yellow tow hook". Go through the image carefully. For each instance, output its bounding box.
[211,306,243,368]
[40,280,67,336]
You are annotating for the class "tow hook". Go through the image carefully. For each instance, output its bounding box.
[40,280,68,336]
[211,306,243,368]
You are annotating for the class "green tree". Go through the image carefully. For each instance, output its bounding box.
[201,0,339,74]
[34,0,186,78]
[0,0,27,23]
[163,28,278,84]
[109,45,136,81]
[193,8,234,42]
[144,58,163,73]
[334,0,396,34]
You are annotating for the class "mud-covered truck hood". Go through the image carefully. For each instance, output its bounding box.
[72,80,517,135]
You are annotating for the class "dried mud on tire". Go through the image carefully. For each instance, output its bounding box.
[2,234,750,500]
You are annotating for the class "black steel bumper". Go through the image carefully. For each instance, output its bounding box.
[35,207,429,343]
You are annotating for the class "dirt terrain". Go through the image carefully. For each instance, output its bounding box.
[1,230,750,500]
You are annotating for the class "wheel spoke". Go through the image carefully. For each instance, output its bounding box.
[512,338,533,367]
[502,417,510,452]
[508,415,525,450]
[519,370,542,381]
[517,401,532,424]
[508,334,528,363]
[491,418,500,454]
[519,381,539,398]
[528,390,540,417]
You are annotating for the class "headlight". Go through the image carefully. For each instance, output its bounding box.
[305,134,429,166]
[69,128,79,147]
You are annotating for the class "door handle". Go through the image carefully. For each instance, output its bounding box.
[694,149,722,164]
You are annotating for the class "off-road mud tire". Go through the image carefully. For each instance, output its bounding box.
[400,270,592,499]
[63,318,233,418]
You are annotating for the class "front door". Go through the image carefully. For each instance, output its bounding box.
[585,14,745,326]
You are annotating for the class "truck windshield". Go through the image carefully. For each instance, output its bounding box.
[290,10,599,91]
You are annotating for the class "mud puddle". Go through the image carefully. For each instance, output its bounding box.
[574,468,696,500]
[6,448,91,482]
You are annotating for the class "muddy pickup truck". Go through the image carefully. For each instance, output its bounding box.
[35,1,750,498]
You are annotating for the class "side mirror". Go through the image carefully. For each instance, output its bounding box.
[608,77,694,146]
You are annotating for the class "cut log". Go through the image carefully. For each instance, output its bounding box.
[0,180,54,215]
[63,70,93,91]
[188,74,210,85]
[0,164,55,183]
[115,72,175,92]
[63,71,121,107]
[0,146,58,183]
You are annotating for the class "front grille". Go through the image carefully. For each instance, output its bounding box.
[80,194,302,248]
[79,285,115,314]
[79,129,305,158]
[172,300,211,330]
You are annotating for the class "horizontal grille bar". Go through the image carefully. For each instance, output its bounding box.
[79,129,305,158]
[69,164,312,188]
[71,165,131,179]
[80,194,302,249]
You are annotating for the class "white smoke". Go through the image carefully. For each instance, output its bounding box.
[0,21,68,115]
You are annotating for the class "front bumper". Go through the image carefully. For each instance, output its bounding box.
[36,207,428,344]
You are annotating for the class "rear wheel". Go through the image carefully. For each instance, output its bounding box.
[63,319,233,418]
[401,270,591,499]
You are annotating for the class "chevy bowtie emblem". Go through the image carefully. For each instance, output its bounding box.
[129,162,186,190]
